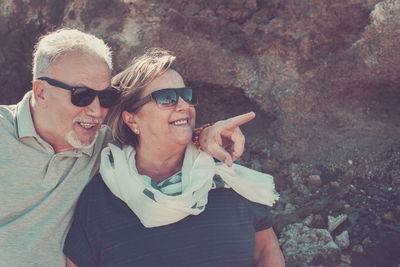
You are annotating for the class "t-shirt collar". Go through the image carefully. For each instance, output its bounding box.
[15,91,37,139]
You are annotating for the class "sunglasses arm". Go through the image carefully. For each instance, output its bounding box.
[126,94,153,112]
[37,77,76,91]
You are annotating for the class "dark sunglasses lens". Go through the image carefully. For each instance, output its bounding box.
[98,89,121,108]
[178,88,195,104]
[153,89,177,107]
[71,88,96,107]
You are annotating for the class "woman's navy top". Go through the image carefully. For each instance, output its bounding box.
[64,173,274,267]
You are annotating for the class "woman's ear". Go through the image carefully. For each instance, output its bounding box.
[122,110,140,135]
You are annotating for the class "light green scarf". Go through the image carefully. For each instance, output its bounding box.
[100,143,279,228]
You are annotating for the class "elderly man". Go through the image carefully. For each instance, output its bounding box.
[0,29,254,266]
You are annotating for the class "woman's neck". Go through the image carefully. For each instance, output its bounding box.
[135,143,186,184]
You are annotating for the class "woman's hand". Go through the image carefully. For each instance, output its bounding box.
[199,112,255,166]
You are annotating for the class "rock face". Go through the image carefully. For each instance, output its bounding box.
[1,0,399,265]
[279,222,340,266]
[1,0,398,169]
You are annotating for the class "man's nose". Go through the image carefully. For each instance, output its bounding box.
[85,96,103,117]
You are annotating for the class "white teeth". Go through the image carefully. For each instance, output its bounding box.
[79,122,97,128]
[74,117,101,129]
[172,119,188,125]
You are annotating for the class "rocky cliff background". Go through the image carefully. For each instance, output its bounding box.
[1,0,399,266]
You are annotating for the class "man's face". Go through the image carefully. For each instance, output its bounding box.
[39,52,111,152]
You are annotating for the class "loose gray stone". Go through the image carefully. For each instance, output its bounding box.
[335,230,350,249]
[279,223,340,266]
[308,174,322,185]
[328,214,348,233]
[352,244,364,253]
[303,214,314,227]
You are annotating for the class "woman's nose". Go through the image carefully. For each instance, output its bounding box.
[175,96,190,111]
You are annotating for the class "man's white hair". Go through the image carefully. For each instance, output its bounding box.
[32,28,113,81]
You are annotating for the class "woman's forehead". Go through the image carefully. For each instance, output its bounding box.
[144,69,185,94]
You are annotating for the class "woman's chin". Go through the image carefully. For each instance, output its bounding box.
[173,134,193,147]
[168,126,192,143]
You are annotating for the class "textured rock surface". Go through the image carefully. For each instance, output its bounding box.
[1,0,399,265]
[1,0,399,162]
[335,230,350,249]
[328,214,348,233]
[279,222,340,266]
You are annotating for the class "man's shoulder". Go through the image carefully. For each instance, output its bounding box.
[0,104,17,132]
[0,104,17,118]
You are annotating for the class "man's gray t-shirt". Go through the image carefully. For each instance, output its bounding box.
[0,92,112,266]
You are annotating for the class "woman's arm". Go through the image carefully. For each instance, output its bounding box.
[66,257,78,267]
[253,228,285,267]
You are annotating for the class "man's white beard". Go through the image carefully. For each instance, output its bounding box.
[65,131,98,150]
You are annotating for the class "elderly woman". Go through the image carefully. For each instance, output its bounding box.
[64,48,285,267]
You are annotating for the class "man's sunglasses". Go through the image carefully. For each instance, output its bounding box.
[37,77,121,108]
[127,87,198,111]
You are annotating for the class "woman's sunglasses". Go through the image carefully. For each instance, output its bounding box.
[127,87,198,111]
[38,77,121,108]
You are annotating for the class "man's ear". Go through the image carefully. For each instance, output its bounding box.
[122,110,140,134]
[32,80,47,107]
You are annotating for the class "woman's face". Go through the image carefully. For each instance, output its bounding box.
[132,69,196,149]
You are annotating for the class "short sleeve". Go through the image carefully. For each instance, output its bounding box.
[250,203,275,232]
[63,183,98,267]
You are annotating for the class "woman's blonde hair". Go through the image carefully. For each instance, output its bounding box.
[106,48,176,147]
